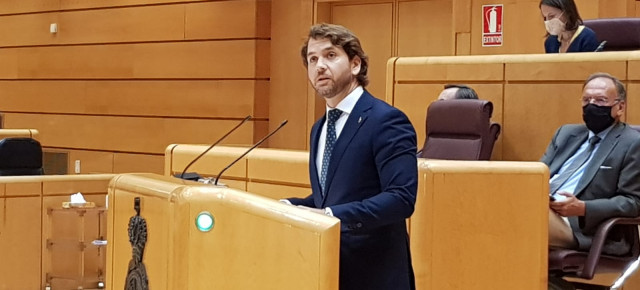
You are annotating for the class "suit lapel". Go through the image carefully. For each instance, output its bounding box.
[321,91,372,205]
[310,117,324,200]
[550,130,588,176]
[575,123,624,196]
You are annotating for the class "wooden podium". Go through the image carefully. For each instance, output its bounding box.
[106,173,339,290]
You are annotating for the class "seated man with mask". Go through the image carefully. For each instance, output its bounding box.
[543,72,640,257]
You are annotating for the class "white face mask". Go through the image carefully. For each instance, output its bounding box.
[544,13,565,36]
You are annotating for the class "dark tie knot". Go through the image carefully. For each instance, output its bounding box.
[328,109,343,124]
[589,136,601,146]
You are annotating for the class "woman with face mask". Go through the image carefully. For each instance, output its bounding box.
[539,0,600,53]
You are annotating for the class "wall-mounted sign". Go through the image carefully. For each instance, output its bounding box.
[482,4,503,47]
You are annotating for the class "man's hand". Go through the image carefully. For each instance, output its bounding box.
[297,205,325,214]
[550,192,586,216]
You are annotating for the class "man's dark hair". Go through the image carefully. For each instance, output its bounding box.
[584,72,627,101]
[301,23,369,87]
[444,84,479,100]
[539,0,583,32]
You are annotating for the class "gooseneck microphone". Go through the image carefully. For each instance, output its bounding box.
[594,40,607,52]
[177,115,252,180]
[214,120,288,186]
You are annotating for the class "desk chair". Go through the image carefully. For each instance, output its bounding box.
[0,137,44,176]
[418,99,500,160]
[583,18,640,51]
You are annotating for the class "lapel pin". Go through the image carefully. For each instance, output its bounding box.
[358,116,362,124]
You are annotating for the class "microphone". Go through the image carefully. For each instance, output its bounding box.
[594,40,607,52]
[214,120,288,186]
[175,115,252,181]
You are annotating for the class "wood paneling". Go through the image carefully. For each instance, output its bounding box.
[0,6,183,47]
[505,60,627,81]
[67,150,114,174]
[268,0,313,150]
[0,0,60,15]
[332,2,393,100]
[59,0,208,10]
[395,60,504,82]
[398,0,453,57]
[471,0,545,55]
[504,84,583,161]
[57,5,184,44]
[113,153,164,174]
[0,80,268,118]
[3,113,262,154]
[0,196,42,290]
[186,0,270,40]
[626,83,640,125]
[2,40,268,79]
[412,160,548,289]
[0,13,58,47]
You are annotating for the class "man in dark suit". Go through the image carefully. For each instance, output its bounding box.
[542,72,640,256]
[285,23,417,290]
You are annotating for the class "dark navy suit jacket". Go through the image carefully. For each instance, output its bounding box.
[288,90,418,290]
[545,25,599,53]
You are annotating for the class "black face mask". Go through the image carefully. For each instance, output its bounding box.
[582,103,615,134]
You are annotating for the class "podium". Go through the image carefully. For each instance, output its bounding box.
[106,173,339,290]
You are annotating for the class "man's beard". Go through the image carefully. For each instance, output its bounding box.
[315,78,348,99]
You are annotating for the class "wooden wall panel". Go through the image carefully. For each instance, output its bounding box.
[186,0,271,40]
[113,153,164,174]
[395,61,504,82]
[268,0,313,150]
[0,197,42,290]
[0,13,58,47]
[3,40,268,79]
[0,49,18,78]
[626,83,640,125]
[0,0,60,15]
[0,80,268,118]
[503,84,583,161]
[57,5,184,44]
[471,0,545,55]
[398,0,453,57]
[59,0,207,10]
[3,113,262,154]
[67,150,114,174]
[505,60,627,81]
[332,2,393,101]
[5,181,41,197]
[0,6,183,47]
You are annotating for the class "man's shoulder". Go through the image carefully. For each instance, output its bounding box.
[619,123,640,140]
[556,124,587,135]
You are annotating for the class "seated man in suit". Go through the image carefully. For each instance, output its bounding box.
[544,73,640,290]
[543,72,640,255]
[284,23,418,290]
[437,84,479,100]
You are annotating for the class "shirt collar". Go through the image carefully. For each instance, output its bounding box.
[588,122,615,140]
[325,86,363,115]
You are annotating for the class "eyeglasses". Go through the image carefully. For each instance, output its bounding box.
[581,97,622,106]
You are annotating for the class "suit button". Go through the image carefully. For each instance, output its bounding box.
[356,223,362,228]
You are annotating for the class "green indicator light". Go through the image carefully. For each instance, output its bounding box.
[195,211,214,232]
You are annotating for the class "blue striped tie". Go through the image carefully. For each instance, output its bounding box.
[549,135,601,194]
